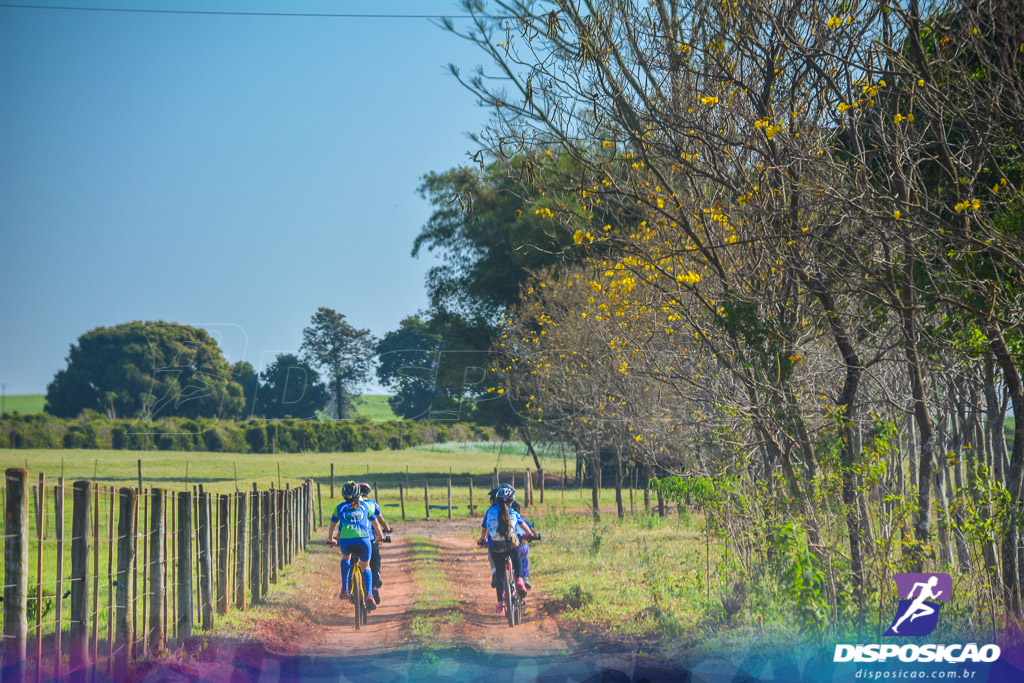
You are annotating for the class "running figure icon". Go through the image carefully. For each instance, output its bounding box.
[890,576,943,634]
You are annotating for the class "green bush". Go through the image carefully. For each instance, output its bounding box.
[0,414,491,454]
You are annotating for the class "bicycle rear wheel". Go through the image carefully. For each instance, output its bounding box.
[352,570,364,630]
[504,564,516,628]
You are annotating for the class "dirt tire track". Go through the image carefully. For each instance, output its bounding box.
[430,519,579,655]
[299,533,419,656]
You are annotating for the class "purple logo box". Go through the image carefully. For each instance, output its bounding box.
[884,573,951,637]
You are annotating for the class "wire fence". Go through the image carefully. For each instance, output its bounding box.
[0,468,317,683]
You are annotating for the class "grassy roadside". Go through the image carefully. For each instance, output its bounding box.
[406,535,461,648]
[529,508,731,656]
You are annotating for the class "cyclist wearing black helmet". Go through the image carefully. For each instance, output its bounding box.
[477,484,528,615]
[327,480,380,610]
[359,482,392,604]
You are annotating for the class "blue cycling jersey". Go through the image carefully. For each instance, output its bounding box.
[481,504,524,540]
[331,500,376,539]
[363,497,382,517]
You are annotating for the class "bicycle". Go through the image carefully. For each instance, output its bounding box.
[482,533,540,628]
[331,535,389,630]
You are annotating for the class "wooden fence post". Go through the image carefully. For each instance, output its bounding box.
[540,469,545,504]
[3,468,28,683]
[272,490,281,581]
[261,491,270,596]
[114,487,137,681]
[216,495,228,614]
[399,483,405,521]
[469,478,474,517]
[149,489,166,652]
[282,486,290,566]
[234,493,247,610]
[69,480,91,680]
[316,481,323,529]
[177,490,193,639]
[629,467,635,516]
[198,492,213,629]
[34,473,44,683]
[91,485,99,667]
[250,490,261,605]
[424,480,430,520]
[136,489,145,660]
[53,479,64,680]
[447,478,452,519]
[493,467,498,487]
[330,464,334,499]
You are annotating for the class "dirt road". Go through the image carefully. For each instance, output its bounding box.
[300,518,576,656]
[133,517,692,682]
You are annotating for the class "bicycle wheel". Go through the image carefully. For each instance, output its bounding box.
[352,569,364,631]
[504,563,516,628]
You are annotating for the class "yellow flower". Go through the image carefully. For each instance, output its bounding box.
[700,95,719,107]
[826,15,842,28]
[893,113,905,124]
[602,140,613,149]
[893,209,901,220]
[918,79,925,87]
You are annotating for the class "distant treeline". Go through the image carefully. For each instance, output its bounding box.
[0,413,493,453]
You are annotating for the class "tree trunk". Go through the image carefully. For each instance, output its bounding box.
[983,322,1024,613]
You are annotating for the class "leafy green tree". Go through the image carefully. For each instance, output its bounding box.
[45,321,244,419]
[300,308,375,419]
[257,353,329,419]
[413,160,580,322]
[232,361,259,417]
[400,159,590,431]
[376,313,497,421]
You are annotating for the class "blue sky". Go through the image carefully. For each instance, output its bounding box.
[0,1,494,395]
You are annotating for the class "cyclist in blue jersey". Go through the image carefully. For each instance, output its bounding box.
[510,500,537,590]
[476,484,528,615]
[359,482,393,604]
[326,480,381,610]
[481,487,533,585]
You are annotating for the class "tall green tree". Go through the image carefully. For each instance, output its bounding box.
[376,313,495,421]
[232,360,259,417]
[413,160,580,323]
[45,321,244,419]
[300,307,375,419]
[257,353,329,419]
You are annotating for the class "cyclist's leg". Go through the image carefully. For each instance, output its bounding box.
[508,543,526,594]
[370,540,382,587]
[488,546,507,601]
[508,542,524,578]
[337,541,358,595]
[351,538,374,605]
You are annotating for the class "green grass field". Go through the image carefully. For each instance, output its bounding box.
[2,394,46,415]
[1,394,397,420]
[350,394,398,421]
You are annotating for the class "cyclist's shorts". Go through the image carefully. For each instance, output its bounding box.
[338,537,372,562]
